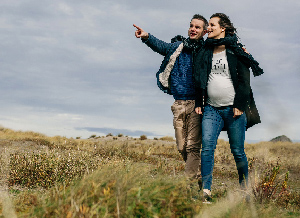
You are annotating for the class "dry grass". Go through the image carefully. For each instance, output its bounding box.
[0,127,299,217]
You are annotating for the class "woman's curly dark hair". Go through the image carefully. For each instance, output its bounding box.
[210,13,236,36]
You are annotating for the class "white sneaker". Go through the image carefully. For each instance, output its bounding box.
[203,189,212,204]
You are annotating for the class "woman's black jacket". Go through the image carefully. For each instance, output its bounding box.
[193,48,261,129]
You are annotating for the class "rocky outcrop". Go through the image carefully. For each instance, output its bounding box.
[270,135,292,143]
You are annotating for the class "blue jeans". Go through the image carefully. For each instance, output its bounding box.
[201,104,248,190]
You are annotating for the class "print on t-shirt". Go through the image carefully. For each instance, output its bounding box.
[207,50,235,107]
[211,57,229,76]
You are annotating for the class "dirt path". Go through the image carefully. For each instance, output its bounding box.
[0,191,18,218]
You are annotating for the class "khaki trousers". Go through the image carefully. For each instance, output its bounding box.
[171,100,202,179]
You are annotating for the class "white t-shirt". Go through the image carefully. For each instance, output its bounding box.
[207,50,235,107]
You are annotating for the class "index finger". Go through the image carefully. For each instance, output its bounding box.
[133,24,141,30]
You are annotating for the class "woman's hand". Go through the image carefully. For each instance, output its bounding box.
[195,107,202,115]
[233,108,244,118]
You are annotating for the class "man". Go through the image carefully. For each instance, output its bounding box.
[133,14,208,183]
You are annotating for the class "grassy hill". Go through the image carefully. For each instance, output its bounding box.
[0,127,299,217]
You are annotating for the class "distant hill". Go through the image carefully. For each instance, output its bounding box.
[270,135,292,143]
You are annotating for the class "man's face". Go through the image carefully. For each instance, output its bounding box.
[188,19,206,40]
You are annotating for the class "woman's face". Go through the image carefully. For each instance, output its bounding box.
[207,17,226,39]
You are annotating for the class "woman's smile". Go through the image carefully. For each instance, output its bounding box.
[207,17,225,39]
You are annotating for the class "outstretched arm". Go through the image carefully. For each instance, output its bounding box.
[133,24,149,40]
[133,24,176,56]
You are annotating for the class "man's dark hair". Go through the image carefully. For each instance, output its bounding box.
[210,13,236,36]
[191,14,208,30]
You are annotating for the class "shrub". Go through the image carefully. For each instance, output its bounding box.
[8,150,106,188]
[106,133,113,137]
[89,135,97,139]
[118,133,123,137]
[140,135,147,140]
[252,162,291,207]
[159,136,175,141]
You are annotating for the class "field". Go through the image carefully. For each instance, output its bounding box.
[0,127,299,217]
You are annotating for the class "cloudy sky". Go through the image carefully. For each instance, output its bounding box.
[0,0,299,142]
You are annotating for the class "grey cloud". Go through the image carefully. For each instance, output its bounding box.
[0,0,299,141]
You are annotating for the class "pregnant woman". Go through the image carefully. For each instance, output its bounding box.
[194,13,263,202]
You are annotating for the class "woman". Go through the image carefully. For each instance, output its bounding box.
[194,13,263,202]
